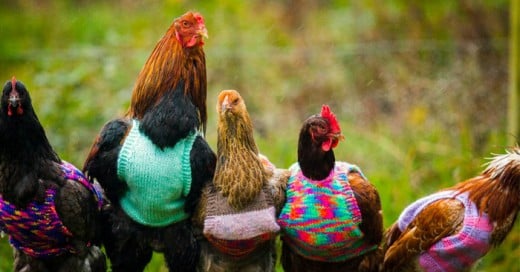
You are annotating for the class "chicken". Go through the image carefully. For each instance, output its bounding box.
[277,105,384,272]
[82,11,216,272]
[193,90,289,272]
[127,11,208,134]
[383,147,520,272]
[0,78,106,272]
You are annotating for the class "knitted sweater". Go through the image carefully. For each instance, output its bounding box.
[397,190,493,272]
[203,156,280,258]
[277,162,377,262]
[0,161,103,259]
[117,119,196,226]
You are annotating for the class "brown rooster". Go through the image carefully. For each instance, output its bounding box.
[83,11,216,272]
[0,78,106,271]
[128,10,208,133]
[383,147,520,272]
[277,105,384,272]
[193,90,289,272]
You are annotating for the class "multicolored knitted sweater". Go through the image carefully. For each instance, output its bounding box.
[397,190,493,272]
[117,119,196,226]
[0,161,103,259]
[277,162,377,262]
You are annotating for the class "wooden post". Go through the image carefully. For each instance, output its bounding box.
[509,0,520,146]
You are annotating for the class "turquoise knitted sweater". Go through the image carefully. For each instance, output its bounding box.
[117,119,197,226]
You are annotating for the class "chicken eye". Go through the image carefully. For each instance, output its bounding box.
[310,126,320,135]
[232,98,239,105]
[314,125,327,135]
[182,20,191,27]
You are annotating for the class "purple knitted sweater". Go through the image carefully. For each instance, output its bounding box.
[0,161,103,258]
[397,190,493,272]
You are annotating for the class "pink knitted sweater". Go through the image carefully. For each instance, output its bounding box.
[397,190,493,271]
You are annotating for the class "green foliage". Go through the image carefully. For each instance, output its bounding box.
[509,0,520,146]
[0,1,517,271]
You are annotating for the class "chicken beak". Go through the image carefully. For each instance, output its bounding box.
[198,27,209,39]
[327,131,344,141]
[330,132,345,149]
[9,92,20,108]
[221,95,230,112]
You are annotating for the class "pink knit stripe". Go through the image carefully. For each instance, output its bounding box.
[410,191,494,271]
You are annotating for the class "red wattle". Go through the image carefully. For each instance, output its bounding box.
[322,139,332,151]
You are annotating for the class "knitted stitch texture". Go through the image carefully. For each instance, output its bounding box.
[397,190,493,272]
[203,155,280,258]
[117,119,196,226]
[0,161,102,258]
[277,162,377,262]
[203,184,280,258]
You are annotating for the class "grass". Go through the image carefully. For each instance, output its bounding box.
[0,1,518,271]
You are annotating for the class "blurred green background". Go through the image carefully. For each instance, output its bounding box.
[0,0,518,271]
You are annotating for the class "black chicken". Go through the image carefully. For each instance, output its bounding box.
[277,105,384,272]
[0,78,106,272]
[83,81,216,272]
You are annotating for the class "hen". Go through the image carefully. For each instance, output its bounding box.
[383,147,520,272]
[277,105,384,272]
[82,11,216,272]
[193,90,289,272]
[0,78,106,272]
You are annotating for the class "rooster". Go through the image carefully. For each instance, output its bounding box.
[0,78,106,272]
[277,105,384,272]
[127,11,208,134]
[383,147,520,272]
[193,90,289,272]
[82,11,216,272]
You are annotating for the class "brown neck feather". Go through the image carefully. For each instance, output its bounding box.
[214,113,266,210]
[452,174,520,225]
[127,30,207,131]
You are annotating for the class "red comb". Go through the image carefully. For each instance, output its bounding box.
[193,12,205,24]
[320,104,341,133]
[11,76,16,90]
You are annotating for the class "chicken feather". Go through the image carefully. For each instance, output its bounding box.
[194,90,288,272]
[383,199,464,271]
[0,78,106,271]
[383,147,520,272]
[82,11,216,272]
[279,105,383,272]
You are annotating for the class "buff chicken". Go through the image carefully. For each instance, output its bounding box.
[193,90,289,272]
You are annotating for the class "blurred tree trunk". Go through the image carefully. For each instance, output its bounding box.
[509,0,520,146]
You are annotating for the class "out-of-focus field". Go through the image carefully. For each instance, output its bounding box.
[0,1,517,271]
